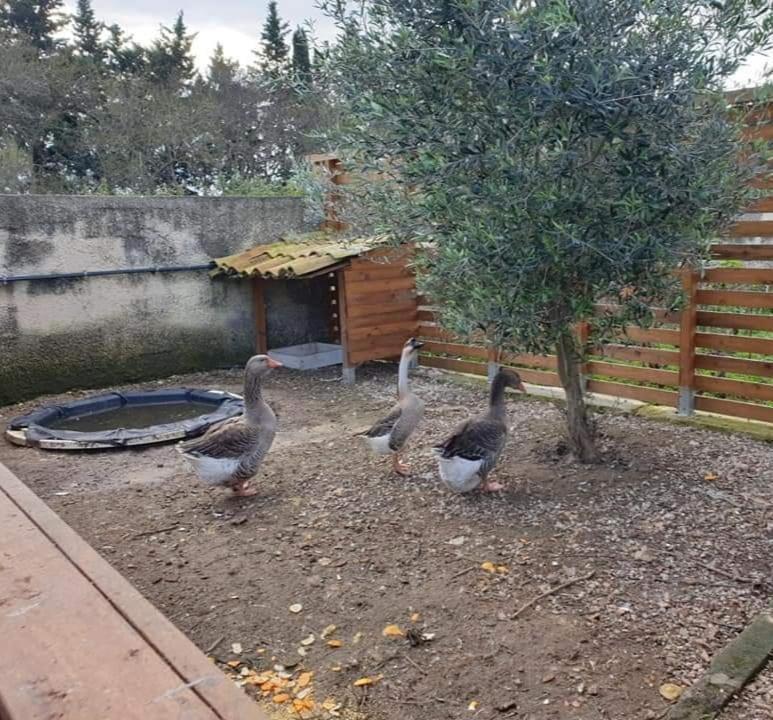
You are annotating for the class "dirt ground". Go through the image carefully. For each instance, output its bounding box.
[1,363,771,720]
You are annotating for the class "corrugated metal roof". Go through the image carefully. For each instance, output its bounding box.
[211,232,387,279]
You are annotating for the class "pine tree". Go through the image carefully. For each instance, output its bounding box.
[0,0,65,51]
[258,0,289,77]
[105,24,146,76]
[208,43,239,89]
[72,0,104,62]
[291,26,311,86]
[147,11,196,86]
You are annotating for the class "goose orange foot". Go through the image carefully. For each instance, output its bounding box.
[392,455,411,476]
[232,481,258,497]
[481,480,504,492]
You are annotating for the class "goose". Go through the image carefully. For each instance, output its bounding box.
[433,367,525,493]
[359,337,425,475]
[178,354,281,496]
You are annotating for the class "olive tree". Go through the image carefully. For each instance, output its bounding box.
[321,0,771,462]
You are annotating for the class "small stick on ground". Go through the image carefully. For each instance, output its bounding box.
[205,635,225,654]
[129,525,180,540]
[698,561,754,585]
[401,653,428,676]
[451,566,477,579]
[513,570,596,619]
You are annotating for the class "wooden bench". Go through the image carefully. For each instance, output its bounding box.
[0,461,267,720]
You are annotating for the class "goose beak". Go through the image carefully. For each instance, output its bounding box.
[266,356,283,369]
[412,340,425,350]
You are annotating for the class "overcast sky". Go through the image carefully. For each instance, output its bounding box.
[64,1,769,87]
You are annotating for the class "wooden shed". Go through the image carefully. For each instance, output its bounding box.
[212,232,418,382]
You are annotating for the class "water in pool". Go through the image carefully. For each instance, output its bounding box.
[48,402,219,432]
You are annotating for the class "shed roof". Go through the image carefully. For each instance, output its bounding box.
[212,232,387,279]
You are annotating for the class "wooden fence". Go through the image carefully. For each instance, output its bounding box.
[417,235,773,424]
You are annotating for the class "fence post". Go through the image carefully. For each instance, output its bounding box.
[677,269,698,416]
[487,347,500,382]
[576,321,590,392]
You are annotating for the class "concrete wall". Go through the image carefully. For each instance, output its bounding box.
[0,195,306,406]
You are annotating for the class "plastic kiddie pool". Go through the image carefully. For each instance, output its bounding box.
[5,388,243,450]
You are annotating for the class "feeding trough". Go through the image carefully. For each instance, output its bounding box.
[5,388,243,450]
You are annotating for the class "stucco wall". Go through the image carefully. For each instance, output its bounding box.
[0,195,307,406]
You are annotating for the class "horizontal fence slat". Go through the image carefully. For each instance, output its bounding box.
[694,375,773,403]
[746,196,773,213]
[419,354,486,376]
[695,353,773,378]
[695,332,773,356]
[347,299,417,320]
[619,326,680,346]
[500,352,558,371]
[501,366,562,387]
[595,303,681,323]
[696,310,773,332]
[586,361,679,387]
[694,396,773,424]
[710,243,773,260]
[729,220,773,237]
[742,124,773,141]
[417,323,456,341]
[418,309,436,322]
[702,267,773,284]
[422,340,488,360]
[594,344,680,367]
[696,289,772,309]
[587,379,678,407]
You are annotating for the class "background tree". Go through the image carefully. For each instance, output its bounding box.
[72,0,104,62]
[291,26,312,86]
[0,0,64,51]
[258,0,289,78]
[322,0,773,462]
[208,42,239,89]
[147,11,196,86]
[105,24,145,76]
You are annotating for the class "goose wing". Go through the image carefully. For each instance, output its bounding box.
[434,417,506,463]
[179,417,257,459]
[362,404,402,441]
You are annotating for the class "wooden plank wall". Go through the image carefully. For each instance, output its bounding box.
[341,247,419,366]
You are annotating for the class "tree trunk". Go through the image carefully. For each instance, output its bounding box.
[555,330,601,464]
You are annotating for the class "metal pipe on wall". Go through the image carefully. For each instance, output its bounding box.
[0,263,214,284]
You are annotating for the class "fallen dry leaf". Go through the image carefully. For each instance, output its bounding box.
[468,700,479,711]
[410,612,421,622]
[704,472,719,482]
[297,672,313,689]
[481,561,497,573]
[226,660,241,668]
[352,632,363,644]
[273,693,290,704]
[659,683,683,701]
[293,697,315,713]
[327,639,343,648]
[231,642,243,655]
[300,634,315,646]
[353,675,383,687]
[382,624,405,638]
[289,603,303,614]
